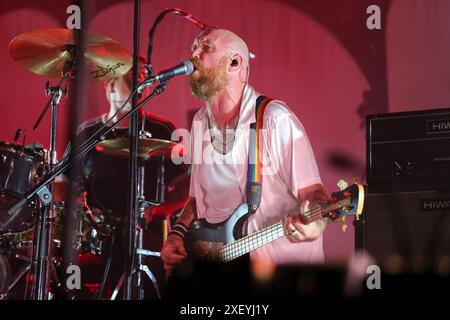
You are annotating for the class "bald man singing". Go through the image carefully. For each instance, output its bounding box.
[161,29,328,275]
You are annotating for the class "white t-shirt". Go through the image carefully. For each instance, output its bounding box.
[188,84,324,264]
[198,144,244,223]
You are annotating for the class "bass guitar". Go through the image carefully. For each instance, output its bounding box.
[186,182,365,262]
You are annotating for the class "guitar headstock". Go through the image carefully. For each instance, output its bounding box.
[322,183,365,222]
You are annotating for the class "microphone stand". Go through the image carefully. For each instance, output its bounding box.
[124,0,141,300]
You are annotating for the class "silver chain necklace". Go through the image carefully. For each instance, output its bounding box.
[207,107,238,155]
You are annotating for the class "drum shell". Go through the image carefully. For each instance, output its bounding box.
[0,143,45,233]
[0,143,44,194]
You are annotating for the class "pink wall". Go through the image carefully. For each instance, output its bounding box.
[0,0,448,263]
[387,0,450,113]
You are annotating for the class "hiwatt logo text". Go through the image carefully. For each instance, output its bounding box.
[427,118,450,134]
[420,198,450,211]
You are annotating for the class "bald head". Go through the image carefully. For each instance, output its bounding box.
[192,28,250,82]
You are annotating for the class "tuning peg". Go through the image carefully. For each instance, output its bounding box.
[337,179,348,191]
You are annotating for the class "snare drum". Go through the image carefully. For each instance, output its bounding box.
[0,142,45,233]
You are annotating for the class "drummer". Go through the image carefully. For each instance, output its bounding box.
[66,55,174,155]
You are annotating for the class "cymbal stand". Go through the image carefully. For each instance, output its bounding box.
[135,152,165,299]
[30,65,69,300]
[109,154,165,300]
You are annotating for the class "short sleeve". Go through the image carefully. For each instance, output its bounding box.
[188,111,203,198]
[188,134,196,198]
[265,106,322,193]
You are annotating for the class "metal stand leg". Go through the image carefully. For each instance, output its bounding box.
[30,187,52,300]
[96,233,115,300]
[109,248,162,301]
[132,162,163,299]
[1,236,64,300]
[48,257,61,299]
[110,274,125,300]
[0,262,31,300]
[137,249,162,300]
[112,155,165,300]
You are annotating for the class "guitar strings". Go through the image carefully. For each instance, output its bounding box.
[219,222,283,260]
[220,223,280,260]
[301,199,349,221]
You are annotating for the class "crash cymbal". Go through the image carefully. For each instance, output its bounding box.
[95,137,179,159]
[9,28,132,80]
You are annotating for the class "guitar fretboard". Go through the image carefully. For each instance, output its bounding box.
[218,222,284,262]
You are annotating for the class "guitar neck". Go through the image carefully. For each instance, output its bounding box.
[219,222,284,262]
[301,199,350,223]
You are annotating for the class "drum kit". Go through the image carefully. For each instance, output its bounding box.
[0,28,189,300]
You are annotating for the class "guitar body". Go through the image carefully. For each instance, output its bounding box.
[187,203,249,261]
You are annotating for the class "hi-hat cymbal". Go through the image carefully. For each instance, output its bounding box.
[9,28,132,80]
[96,137,179,159]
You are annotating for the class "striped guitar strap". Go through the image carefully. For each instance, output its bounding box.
[247,95,272,213]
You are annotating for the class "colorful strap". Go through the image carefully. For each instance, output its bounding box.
[247,95,272,213]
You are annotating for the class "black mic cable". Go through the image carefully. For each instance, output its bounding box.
[145,8,212,77]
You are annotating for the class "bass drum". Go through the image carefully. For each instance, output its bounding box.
[0,142,45,233]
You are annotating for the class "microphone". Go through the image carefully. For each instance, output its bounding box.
[138,60,194,93]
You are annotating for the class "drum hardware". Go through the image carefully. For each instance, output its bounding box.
[33,70,70,132]
[6,26,185,299]
[29,62,71,299]
[106,154,165,300]
[134,154,165,300]
[6,27,136,299]
[0,236,61,300]
[0,261,30,300]
[1,75,172,301]
[0,75,168,243]
[12,128,25,145]
[75,193,112,255]
[94,231,114,300]
[0,199,109,300]
[110,273,125,300]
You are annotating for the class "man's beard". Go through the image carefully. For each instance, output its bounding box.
[189,57,229,100]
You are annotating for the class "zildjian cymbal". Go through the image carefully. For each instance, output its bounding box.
[9,28,132,80]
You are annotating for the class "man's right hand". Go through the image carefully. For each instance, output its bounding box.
[161,234,187,276]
